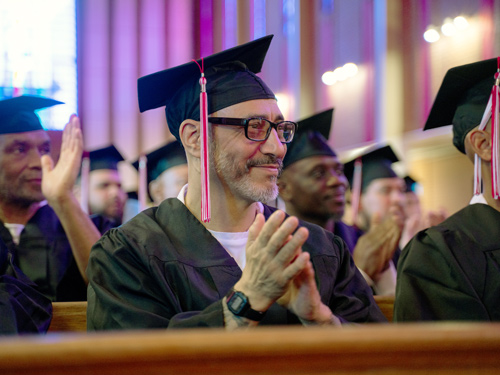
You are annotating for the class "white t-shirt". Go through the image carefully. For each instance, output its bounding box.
[4,223,25,245]
[3,201,48,245]
[176,184,263,270]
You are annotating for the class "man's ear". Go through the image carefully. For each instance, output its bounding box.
[467,129,491,162]
[179,119,201,158]
[149,180,161,204]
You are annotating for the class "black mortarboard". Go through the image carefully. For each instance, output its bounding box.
[283,108,336,169]
[404,175,418,193]
[88,145,124,171]
[344,145,400,192]
[0,95,63,134]
[132,141,187,185]
[424,58,498,154]
[137,35,276,141]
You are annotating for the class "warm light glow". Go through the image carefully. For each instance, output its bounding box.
[441,18,456,36]
[343,63,358,78]
[275,93,291,119]
[321,71,336,85]
[454,16,469,30]
[333,67,347,81]
[423,27,440,43]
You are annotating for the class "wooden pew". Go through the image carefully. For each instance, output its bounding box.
[373,295,394,322]
[2,323,500,375]
[48,302,87,332]
[47,296,394,333]
[48,296,394,333]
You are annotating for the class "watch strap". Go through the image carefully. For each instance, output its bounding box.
[226,289,266,321]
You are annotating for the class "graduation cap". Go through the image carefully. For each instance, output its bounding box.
[87,145,125,171]
[138,35,276,222]
[132,141,187,208]
[424,58,498,154]
[344,145,400,192]
[138,34,276,141]
[344,145,400,224]
[0,95,63,134]
[425,57,500,199]
[132,141,187,185]
[283,108,336,169]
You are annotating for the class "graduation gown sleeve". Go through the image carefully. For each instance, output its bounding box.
[394,204,500,321]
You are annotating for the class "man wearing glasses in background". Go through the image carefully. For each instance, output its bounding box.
[87,36,385,330]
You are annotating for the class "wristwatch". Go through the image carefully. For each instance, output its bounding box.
[226,289,266,321]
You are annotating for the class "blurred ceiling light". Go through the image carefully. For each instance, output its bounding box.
[441,18,456,36]
[343,63,358,78]
[321,71,336,85]
[453,16,469,30]
[423,26,440,43]
[334,66,347,81]
[322,63,358,85]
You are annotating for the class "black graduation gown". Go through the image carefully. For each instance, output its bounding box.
[0,238,52,335]
[394,204,500,321]
[333,221,363,255]
[87,198,386,330]
[0,205,112,302]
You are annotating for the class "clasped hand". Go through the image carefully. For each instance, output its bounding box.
[353,204,404,279]
[233,210,333,323]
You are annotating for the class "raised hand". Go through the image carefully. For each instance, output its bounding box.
[233,210,310,312]
[41,115,82,205]
[424,208,447,228]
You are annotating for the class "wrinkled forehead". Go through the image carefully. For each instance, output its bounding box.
[0,129,50,146]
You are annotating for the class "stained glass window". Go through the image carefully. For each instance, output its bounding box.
[0,0,76,130]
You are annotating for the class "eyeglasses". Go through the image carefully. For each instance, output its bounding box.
[208,117,297,143]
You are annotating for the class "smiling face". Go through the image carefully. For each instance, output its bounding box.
[0,130,50,207]
[279,155,348,223]
[209,99,287,204]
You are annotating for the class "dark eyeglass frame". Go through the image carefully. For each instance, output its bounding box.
[208,117,297,144]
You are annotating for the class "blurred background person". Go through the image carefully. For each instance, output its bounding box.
[0,96,109,302]
[343,145,406,295]
[400,175,447,248]
[133,140,188,206]
[279,111,398,295]
[76,145,127,227]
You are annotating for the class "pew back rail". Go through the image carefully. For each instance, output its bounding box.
[4,323,500,375]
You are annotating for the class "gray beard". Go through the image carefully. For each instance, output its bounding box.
[0,186,42,209]
[212,143,282,204]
